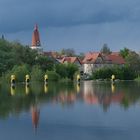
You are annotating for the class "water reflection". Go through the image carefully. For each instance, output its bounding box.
[10,85,16,96]
[31,104,40,131]
[44,84,48,94]
[0,81,140,120]
[25,85,30,95]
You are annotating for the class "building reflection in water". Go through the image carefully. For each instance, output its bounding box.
[31,105,40,131]
[55,91,76,105]
[82,81,125,111]
[83,81,98,104]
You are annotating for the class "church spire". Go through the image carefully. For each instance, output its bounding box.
[31,24,42,52]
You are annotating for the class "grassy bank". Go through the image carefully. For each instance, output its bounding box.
[135,76,140,82]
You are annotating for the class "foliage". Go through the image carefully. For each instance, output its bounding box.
[135,76,140,81]
[125,51,140,75]
[1,64,30,83]
[92,65,136,80]
[11,43,38,66]
[46,71,60,81]
[55,64,67,78]
[77,52,84,60]
[35,55,55,71]
[0,39,13,75]
[31,65,44,82]
[120,47,130,59]
[0,39,38,76]
[66,63,78,80]
[55,63,78,80]
[100,43,111,55]
[11,64,30,82]
[61,48,75,56]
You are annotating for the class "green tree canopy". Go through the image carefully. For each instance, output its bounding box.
[120,47,130,59]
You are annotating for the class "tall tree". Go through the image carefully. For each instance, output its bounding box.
[100,43,111,55]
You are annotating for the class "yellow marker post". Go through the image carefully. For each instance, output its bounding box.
[111,75,115,83]
[25,75,30,85]
[11,75,16,85]
[44,74,48,84]
[77,74,80,83]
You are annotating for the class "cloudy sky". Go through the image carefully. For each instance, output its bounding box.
[0,0,140,53]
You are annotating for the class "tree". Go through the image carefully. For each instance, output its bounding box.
[125,51,140,75]
[100,44,111,55]
[8,64,30,82]
[55,63,78,80]
[120,47,130,59]
[77,52,84,60]
[61,48,75,56]
[35,55,56,71]
[12,43,38,66]
[31,65,44,82]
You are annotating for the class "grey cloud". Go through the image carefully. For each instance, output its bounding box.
[1,0,139,52]
[0,0,140,33]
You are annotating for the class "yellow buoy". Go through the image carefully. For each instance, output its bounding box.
[111,75,115,82]
[11,75,16,85]
[77,74,80,83]
[44,74,48,84]
[25,75,30,85]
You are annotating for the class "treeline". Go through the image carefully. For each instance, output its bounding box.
[0,39,140,82]
[92,46,140,80]
[92,65,136,80]
[0,39,78,83]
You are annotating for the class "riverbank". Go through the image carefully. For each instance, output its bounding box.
[135,76,140,82]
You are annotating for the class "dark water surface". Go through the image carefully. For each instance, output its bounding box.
[0,81,140,140]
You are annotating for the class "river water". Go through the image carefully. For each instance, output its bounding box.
[0,81,140,140]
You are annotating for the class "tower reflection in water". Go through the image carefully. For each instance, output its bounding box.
[31,105,40,132]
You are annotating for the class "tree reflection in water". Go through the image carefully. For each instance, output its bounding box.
[0,81,139,120]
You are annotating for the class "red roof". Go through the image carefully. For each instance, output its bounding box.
[83,52,102,63]
[106,54,125,64]
[61,57,82,65]
[31,24,41,47]
[111,52,120,56]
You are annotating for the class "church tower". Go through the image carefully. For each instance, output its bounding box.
[31,24,43,52]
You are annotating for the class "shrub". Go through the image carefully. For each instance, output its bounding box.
[46,71,60,81]
[55,63,78,80]
[92,65,136,80]
[31,65,44,82]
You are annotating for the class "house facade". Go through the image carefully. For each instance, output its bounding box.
[83,52,125,75]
